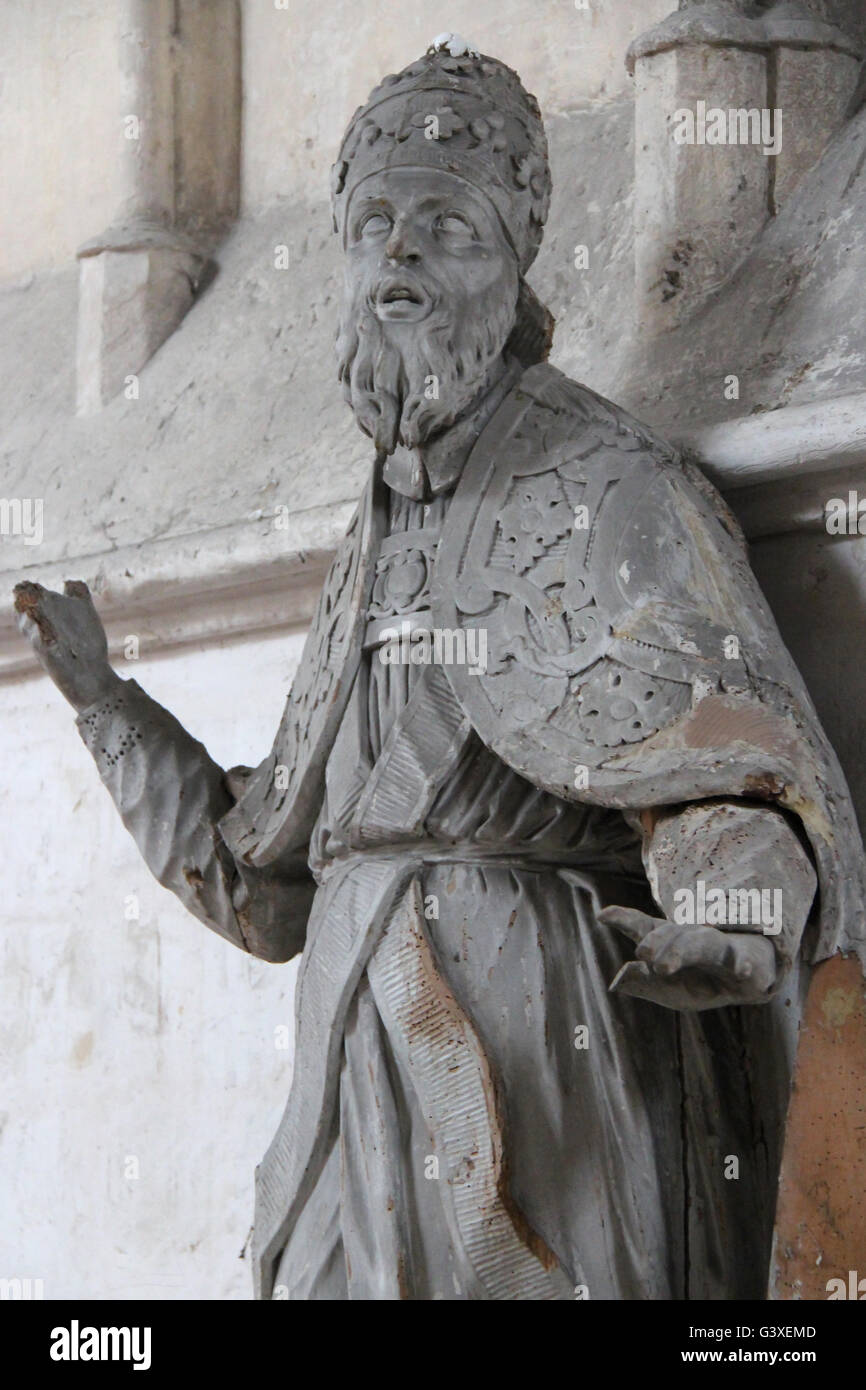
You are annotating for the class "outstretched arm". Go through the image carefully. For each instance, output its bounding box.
[14,580,313,962]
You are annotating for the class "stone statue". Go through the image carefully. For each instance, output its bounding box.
[14,35,866,1300]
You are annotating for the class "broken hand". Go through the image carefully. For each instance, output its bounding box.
[13,580,119,713]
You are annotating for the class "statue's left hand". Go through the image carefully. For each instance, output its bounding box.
[598,906,777,1011]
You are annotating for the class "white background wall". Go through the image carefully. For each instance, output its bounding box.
[2,630,305,1299]
[0,0,672,281]
[0,1,122,282]
[7,0,859,1305]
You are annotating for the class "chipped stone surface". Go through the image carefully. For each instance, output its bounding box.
[620,105,866,432]
[4,0,866,1303]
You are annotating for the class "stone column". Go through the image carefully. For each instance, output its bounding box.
[628,0,861,335]
[766,3,861,207]
[76,0,241,415]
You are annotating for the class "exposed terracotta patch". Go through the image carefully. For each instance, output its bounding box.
[772,953,866,1299]
[744,771,787,801]
[682,696,785,753]
[13,581,56,645]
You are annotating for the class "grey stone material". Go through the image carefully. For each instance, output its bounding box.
[627,0,862,70]
[75,674,314,962]
[629,0,861,332]
[76,237,205,417]
[14,36,866,1300]
[643,800,815,966]
[618,99,866,449]
[773,46,860,206]
[75,0,241,412]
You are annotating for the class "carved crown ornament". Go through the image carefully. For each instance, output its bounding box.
[330,42,552,273]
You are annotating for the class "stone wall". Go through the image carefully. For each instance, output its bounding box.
[2,0,864,1300]
[3,631,305,1298]
[0,0,674,1303]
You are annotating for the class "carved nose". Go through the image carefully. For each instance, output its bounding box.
[385,225,421,265]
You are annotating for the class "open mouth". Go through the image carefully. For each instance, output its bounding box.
[374,279,431,319]
[381,285,421,304]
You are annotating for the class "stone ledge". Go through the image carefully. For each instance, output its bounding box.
[680,388,866,537]
[626,1,862,73]
[0,499,355,683]
[3,390,864,683]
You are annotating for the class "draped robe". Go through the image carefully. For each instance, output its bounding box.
[267,486,799,1300]
[76,361,866,1300]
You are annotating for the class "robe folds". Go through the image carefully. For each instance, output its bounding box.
[217,363,866,1300]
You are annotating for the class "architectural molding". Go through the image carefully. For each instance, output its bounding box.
[3,388,865,682]
[680,388,866,537]
[0,500,354,683]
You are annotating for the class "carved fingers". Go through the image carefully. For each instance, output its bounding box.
[599,905,777,1011]
[13,579,116,712]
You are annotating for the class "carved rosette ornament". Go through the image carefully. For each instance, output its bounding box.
[367,529,436,622]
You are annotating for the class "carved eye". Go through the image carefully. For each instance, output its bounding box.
[357,211,392,239]
[434,211,475,242]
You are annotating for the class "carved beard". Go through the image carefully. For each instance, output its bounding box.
[336,262,518,455]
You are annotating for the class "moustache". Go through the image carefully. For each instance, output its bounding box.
[362,267,444,323]
[337,264,517,455]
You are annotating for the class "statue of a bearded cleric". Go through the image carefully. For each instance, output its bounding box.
[14,36,866,1301]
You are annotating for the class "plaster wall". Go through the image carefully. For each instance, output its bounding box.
[1,630,305,1299]
[0,1,122,283]
[2,0,865,1302]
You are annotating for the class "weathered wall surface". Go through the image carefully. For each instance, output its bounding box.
[2,0,865,1302]
[240,0,669,212]
[620,105,866,434]
[2,631,305,1299]
[0,1,122,283]
[0,0,668,1304]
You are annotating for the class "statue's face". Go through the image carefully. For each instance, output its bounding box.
[336,167,519,455]
[345,167,515,324]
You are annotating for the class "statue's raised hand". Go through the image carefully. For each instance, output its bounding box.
[13,580,118,713]
[599,906,777,1011]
